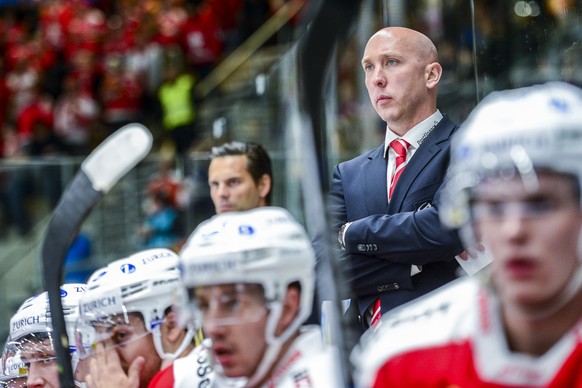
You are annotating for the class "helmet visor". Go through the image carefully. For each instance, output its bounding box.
[1,340,27,388]
[10,333,57,374]
[187,283,269,327]
[0,376,27,388]
[75,312,151,359]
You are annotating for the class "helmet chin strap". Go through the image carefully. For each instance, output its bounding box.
[244,301,303,388]
[151,322,196,360]
[72,350,87,388]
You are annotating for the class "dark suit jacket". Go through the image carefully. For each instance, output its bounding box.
[327,115,464,319]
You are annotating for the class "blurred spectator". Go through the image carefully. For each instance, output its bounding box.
[53,75,100,155]
[5,57,40,123]
[137,155,192,250]
[15,85,54,146]
[64,1,106,63]
[137,187,182,251]
[38,0,75,52]
[99,54,144,135]
[146,157,192,210]
[68,49,100,99]
[152,0,188,48]
[157,60,197,155]
[180,1,224,79]
[64,232,94,283]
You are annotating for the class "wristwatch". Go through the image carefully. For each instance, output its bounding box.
[338,222,352,251]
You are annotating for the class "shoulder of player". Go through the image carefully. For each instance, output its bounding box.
[361,277,477,358]
[268,326,343,387]
[352,278,479,387]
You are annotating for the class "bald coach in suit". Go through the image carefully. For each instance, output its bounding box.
[328,27,464,328]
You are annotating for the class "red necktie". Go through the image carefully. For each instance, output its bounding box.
[388,138,411,200]
[370,298,382,330]
[371,139,411,330]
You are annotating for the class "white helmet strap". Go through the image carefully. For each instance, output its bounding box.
[151,323,196,360]
[245,298,303,387]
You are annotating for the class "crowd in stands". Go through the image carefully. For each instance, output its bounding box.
[0,0,289,159]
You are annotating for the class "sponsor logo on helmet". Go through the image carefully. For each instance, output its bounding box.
[549,97,568,112]
[140,250,175,265]
[480,134,549,155]
[152,278,179,286]
[61,289,68,297]
[185,259,237,276]
[5,358,24,374]
[120,263,137,274]
[80,296,118,315]
[238,225,254,235]
[11,316,41,332]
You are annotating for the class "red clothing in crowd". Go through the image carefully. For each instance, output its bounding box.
[181,4,223,71]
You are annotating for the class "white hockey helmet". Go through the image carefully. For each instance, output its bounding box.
[1,338,27,387]
[10,284,87,343]
[440,81,582,314]
[8,284,87,386]
[441,81,582,240]
[76,248,193,360]
[179,206,315,386]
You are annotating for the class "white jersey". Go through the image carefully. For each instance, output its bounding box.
[260,325,341,388]
[168,326,341,387]
[353,276,582,387]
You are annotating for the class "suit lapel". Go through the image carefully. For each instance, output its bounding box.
[361,145,389,214]
[388,116,457,210]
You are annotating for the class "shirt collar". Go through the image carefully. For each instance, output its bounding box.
[384,110,443,158]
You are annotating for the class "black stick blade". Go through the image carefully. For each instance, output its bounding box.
[41,123,152,387]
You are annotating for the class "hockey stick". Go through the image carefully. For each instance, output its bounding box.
[297,0,362,386]
[41,123,153,388]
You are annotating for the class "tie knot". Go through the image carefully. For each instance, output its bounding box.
[390,139,410,157]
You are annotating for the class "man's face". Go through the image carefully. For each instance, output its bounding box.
[19,338,59,388]
[361,29,432,128]
[473,172,582,312]
[194,284,269,378]
[208,155,266,214]
[91,313,162,387]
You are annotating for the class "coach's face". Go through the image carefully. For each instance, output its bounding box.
[361,27,440,134]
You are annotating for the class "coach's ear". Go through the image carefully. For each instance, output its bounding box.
[425,61,442,90]
[275,286,300,337]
